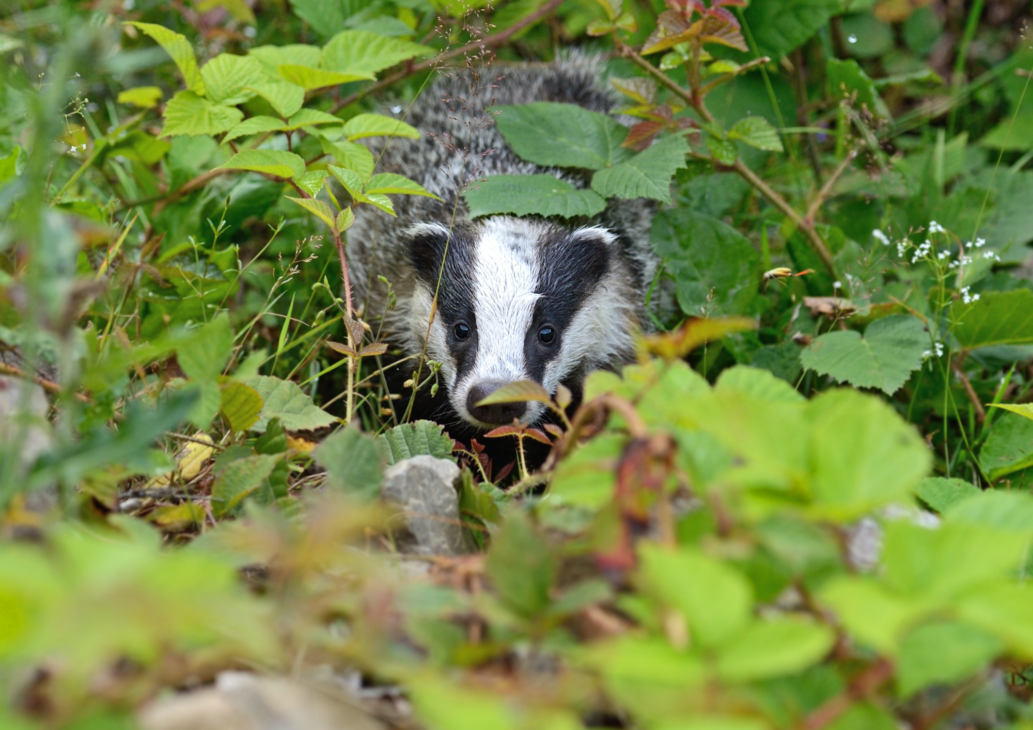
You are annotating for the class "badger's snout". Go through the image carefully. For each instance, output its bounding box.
[466,381,528,426]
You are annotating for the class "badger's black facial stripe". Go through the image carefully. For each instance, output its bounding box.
[408,224,479,376]
[524,229,610,383]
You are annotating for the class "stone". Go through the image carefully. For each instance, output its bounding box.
[380,455,468,556]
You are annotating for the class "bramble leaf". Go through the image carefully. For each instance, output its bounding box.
[801,315,928,394]
[241,376,337,432]
[125,22,205,94]
[591,134,689,203]
[217,149,306,179]
[953,289,1033,350]
[342,114,419,141]
[162,91,243,137]
[728,116,783,152]
[320,30,431,76]
[246,81,305,118]
[463,175,607,219]
[200,54,264,105]
[496,102,634,170]
[379,421,455,466]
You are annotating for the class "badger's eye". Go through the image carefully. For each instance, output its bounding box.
[538,325,556,345]
[453,322,471,340]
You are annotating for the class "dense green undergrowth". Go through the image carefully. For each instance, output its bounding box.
[4,0,1033,728]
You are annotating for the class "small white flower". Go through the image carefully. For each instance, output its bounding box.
[983,250,1001,261]
[936,342,944,356]
[937,251,950,260]
[897,242,907,257]
[873,229,891,246]
[833,281,842,290]
[960,287,980,304]
[929,221,945,234]
[974,238,986,248]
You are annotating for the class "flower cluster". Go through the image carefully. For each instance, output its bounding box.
[922,341,945,360]
[960,286,980,304]
[911,240,933,264]
[928,220,946,234]
[872,229,891,246]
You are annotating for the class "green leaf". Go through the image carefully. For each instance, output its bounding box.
[320,30,432,76]
[0,147,20,184]
[706,134,738,165]
[179,314,233,429]
[485,511,556,619]
[715,365,804,403]
[248,44,321,77]
[366,173,440,198]
[638,545,752,649]
[728,116,784,152]
[716,618,835,682]
[378,421,455,466]
[117,86,163,109]
[212,454,281,516]
[819,577,922,654]
[463,175,607,219]
[125,22,205,95]
[286,196,336,229]
[219,380,264,433]
[897,621,1003,697]
[953,289,1033,350]
[241,375,337,433]
[495,103,634,170]
[916,477,980,513]
[216,149,306,179]
[293,170,328,196]
[315,425,384,499]
[550,434,624,509]
[162,91,243,138]
[650,209,760,316]
[945,490,1033,535]
[321,139,375,180]
[246,81,305,118]
[200,54,264,105]
[979,413,1033,481]
[800,314,928,395]
[342,113,419,141]
[827,58,888,117]
[806,388,931,520]
[223,116,286,142]
[740,0,842,58]
[591,135,689,204]
[957,582,1033,658]
[336,207,355,232]
[285,108,344,130]
[277,64,374,90]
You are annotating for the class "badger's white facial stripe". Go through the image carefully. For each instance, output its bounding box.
[451,218,544,425]
[409,283,457,388]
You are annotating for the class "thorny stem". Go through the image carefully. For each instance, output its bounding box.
[619,42,837,275]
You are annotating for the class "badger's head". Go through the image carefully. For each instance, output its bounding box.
[405,217,639,430]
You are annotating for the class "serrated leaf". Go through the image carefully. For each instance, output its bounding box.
[650,209,760,316]
[610,77,657,106]
[979,413,1033,481]
[463,175,606,219]
[217,149,306,179]
[366,173,440,198]
[246,81,305,118]
[321,139,375,180]
[242,375,337,432]
[360,193,395,216]
[117,86,163,109]
[378,421,455,466]
[320,30,432,76]
[476,379,552,406]
[223,115,286,142]
[285,108,344,130]
[953,289,1033,350]
[219,380,264,433]
[162,91,243,138]
[293,170,328,196]
[706,133,738,165]
[287,196,336,229]
[316,425,383,499]
[328,165,364,194]
[495,102,633,170]
[916,477,981,513]
[200,53,264,105]
[248,44,321,78]
[742,0,841,57]
[212,454,281,516]
[728,116,783,152]
[591,134,688,203]
[277,64,374,90]
[342,113,419,141]
[801,314,928,395]
[125,22,205,94]
[336,207,355,232]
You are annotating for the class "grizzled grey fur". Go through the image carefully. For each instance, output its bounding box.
[347,55,661,431]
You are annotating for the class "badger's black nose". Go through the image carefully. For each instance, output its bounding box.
[466,381,528,426]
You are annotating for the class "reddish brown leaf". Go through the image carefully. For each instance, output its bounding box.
[523,428,553,446]
[644,316,757,360]
[611,77,659,106]
[623,121,665,151]
[484,424,526,439]
[357,342,388,357]
[699,14,748,51]
[543,423,565,439]
[325,340,355,357]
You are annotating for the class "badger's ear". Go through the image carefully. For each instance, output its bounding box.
[569,226,619,249]
[406,224,452,284]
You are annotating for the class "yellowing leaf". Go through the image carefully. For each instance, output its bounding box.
[287,196,336,229]
[476,380,552,406]
[342,113,419,141]
[246,81,305,118]
[277,64,375,90]
[162,91,244,138]
[216,149,306,179]
[117,86,163,109]
[365,173,441,198]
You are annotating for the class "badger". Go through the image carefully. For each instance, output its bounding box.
[347,55,661,433]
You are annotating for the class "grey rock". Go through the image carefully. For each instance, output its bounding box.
[380,455,468,556]
[139,672,389,730]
